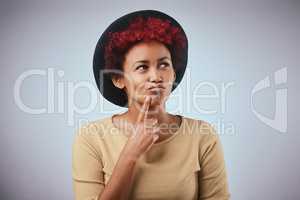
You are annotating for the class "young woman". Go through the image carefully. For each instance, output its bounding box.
[72,10,230,200]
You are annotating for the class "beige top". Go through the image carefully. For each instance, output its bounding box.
[72,115,230,200]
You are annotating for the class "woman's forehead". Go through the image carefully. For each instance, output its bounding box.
[125,41,171,63]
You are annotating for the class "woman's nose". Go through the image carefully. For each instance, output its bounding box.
[148,68,162,82]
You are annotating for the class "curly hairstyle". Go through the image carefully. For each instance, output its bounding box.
[104,16,187,76]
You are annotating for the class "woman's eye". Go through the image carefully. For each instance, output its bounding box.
[159,62,170,68]
[136,65,147,71]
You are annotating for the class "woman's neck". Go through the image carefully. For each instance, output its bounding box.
[113,100,181,138]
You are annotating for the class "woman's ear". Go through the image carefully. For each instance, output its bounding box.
[111,75,125,90]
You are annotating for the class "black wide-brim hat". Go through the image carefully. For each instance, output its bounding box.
[93,9,188,107]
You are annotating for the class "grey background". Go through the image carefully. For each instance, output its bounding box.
[1,0,299,199]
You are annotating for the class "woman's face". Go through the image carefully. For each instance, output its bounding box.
[113,40,176,107]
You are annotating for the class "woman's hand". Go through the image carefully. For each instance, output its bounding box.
[122,96,160,160]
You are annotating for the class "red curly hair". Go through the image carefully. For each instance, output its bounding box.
[104,16,187,74]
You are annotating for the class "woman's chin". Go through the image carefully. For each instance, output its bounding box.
[132,93,167,107]
[134,95,158,105]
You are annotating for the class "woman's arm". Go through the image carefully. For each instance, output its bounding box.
[198,123,231,200]
[72,132,105,200]
[99,96,159,200]
[96,149,138,200]
[72,96,159,200]
[72,131,139,200]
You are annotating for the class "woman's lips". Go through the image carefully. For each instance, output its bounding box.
[148,87,164,93]
[147,84,165,90]
[149,87,164,91]
[143,84,165,96]
[147,87,164,96]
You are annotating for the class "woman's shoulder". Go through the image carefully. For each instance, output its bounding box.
[74,116,111,136]
[73,116,115,145]
[181,115,219,143]
[182,115,216,132]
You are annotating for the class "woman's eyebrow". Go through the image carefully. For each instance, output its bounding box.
[133,56,171,65]
[158,56,171,61]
